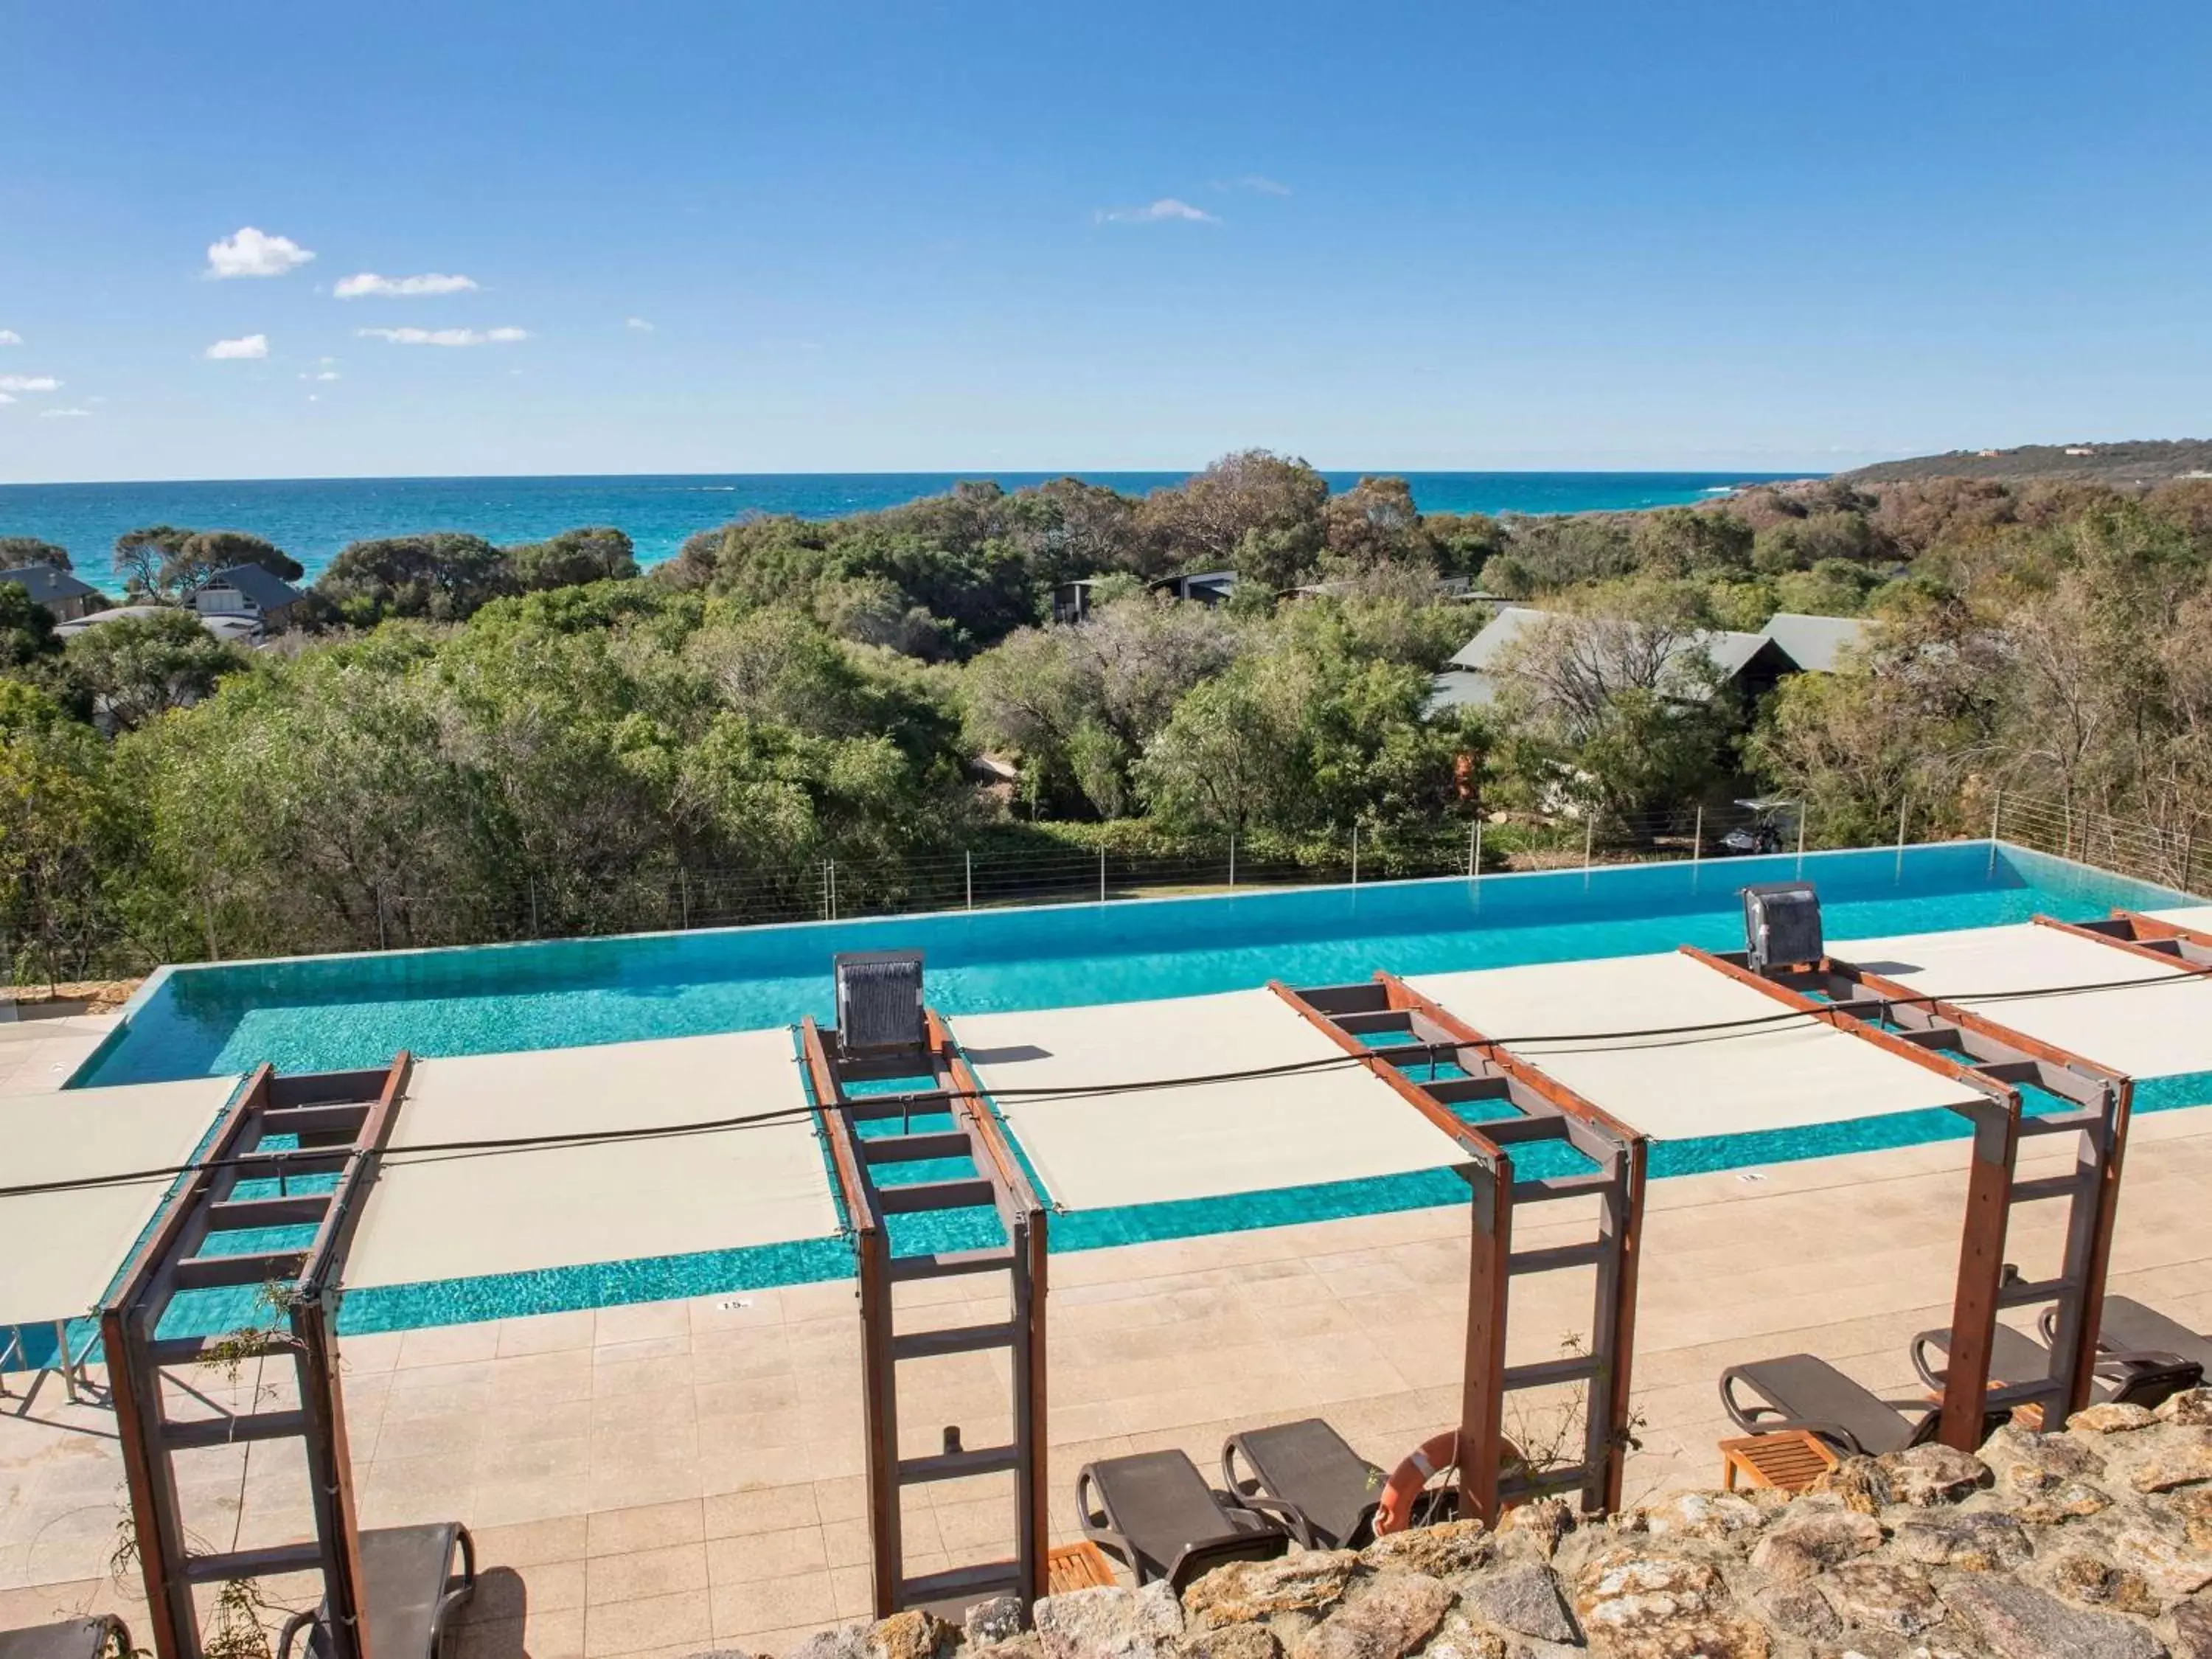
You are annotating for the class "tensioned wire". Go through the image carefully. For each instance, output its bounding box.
[0,955,2198,1204]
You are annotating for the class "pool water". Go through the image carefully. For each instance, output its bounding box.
[75,842,2187,1087]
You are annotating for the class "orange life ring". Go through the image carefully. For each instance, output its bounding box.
[1375,1430,1460,1534]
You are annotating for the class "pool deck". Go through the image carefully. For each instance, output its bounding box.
[6,1100,2210,1658]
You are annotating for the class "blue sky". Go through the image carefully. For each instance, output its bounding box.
[1,1,2207,482]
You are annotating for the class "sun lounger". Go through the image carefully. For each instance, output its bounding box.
[2093,1295,2212,1377]
[0,1617,131,1659]
[276,1523,476,1659]
[1719,1353,1943,1457]
[1916,1319,2200,1412]
[1220,1418,1388,1549]
[1076,1450,1290,1589]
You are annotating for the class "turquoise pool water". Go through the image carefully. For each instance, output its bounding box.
[24,840,2210,1354]
[74,842,2188,1087]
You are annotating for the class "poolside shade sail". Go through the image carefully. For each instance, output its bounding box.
[0,1074,245,1330]
[1834,921,2212,1080]
[344,1030,841,1290]
[1406,953,1986,1140]
[948,990,1470,1211]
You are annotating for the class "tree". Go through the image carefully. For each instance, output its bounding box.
[1135,664,1297,835]
[1137,451,1328,578]
[176,529,305,585]
[0,681,128,987]
[113,525,192,599]
[0,536,72,571]
[316,532,512,625]
[508,526,639,591]
[0,580,61,669]
[63,611,246,731]
[1323,476,1431,569]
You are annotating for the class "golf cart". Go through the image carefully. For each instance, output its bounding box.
[1719,798,1797,856]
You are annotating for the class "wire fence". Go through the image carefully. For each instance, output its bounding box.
[1992,793,2212,897]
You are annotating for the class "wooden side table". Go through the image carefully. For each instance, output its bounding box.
[1046,1540,1119,1594]
[1719,1430,1840,1494]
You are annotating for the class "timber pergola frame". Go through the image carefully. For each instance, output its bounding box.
[102,1055,412,1659]
[1267,975,1647,1522]
[799,1009,1049,1618]
[1686,942,2129,1445]
[2046,907,2212,967]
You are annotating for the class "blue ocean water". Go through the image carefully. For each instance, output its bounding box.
[0,470,1804,585]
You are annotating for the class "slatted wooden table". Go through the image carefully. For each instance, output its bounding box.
[1046,1541,1118,1594]
[1719,1430,1840,1494]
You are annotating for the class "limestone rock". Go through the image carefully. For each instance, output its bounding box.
[2049,1554,2163,1618]
[1495,1499,1574,1559]
[789,1627,872,1659]
[1178,1624,1281,1659]
[1875,1441,1992,1506]
[1458,1563,1576,1645]
[2070,1402,2161,1435]
[2171,1599,2212,1659]
[1983,1421,2107,1492]
[1404,1619,1504,1659]
[1183,1554,1357,1630]
[1636,1492,1767,1545]
[1753,1578,1839,1641]
[1037,1583,1184,1659]
[1888,1509,2034,1571]
[1571,1549,1773,1655]
[1747,1507,1883,1580]
[1290,1573,1454,1659]
[1816,1560,1947,1637]
[2129,1433,2212,1494]
[870,1610,959,1659]
[2157,1388,2212,1428]
[2111,1524,2212,1599]
[1359,1521,1492,1580]
[967,1598,1027,1650]
[2017,1478,2115,1524]
[1946,1577,2168,1659]
[1812,1455,1890,1514]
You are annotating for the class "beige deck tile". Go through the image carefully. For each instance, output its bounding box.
[585,1587,713,1657]
[709,1572,839,1640]
[584,1499,703,1557]
[587,1543,708,1606]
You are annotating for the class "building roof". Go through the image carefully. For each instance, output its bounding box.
[203,563,304,611]
[1759,611,1869,673]
[0,563,99,608]
[55,605,262,644]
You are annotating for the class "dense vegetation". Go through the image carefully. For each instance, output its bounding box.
[5,451,2212,983]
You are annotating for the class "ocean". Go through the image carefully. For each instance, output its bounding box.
[0,470,1804,586]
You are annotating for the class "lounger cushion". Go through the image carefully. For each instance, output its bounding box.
[1726,1354,1920,1457]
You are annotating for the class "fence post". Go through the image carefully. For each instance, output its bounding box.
[376,884,388,952]
[1228,835,1237,888]
[1691,804,1703,864]
[679,869,690,931]
[965,851,973,911]
[1797,806,1806,862]
[1474,819,1484,881]
[821,861,830,922]
[830,860,838,921]
[1898,797,1908,851]
[1351,825,1360,886]
[1099,843,1107,904]
[1583,814,1594,871]
[529,875,538,938]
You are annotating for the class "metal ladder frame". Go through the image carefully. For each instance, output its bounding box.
[1269,975,1646,1520]
[102,1056,411,1659]
[1689,944,2130,1442]
[799,1011,1048,1618]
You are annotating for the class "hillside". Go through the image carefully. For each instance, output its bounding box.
[1840,437,2212,487]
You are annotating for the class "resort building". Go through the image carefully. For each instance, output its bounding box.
[0,561,103,622]
[192,563,307,633]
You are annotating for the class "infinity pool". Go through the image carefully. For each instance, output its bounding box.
[76,841,2190,1087]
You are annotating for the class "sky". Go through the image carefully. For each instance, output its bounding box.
[1,0,2208,483]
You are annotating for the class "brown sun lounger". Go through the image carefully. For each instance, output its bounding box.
[1220,1418,1389,1549]
[2093,1295,2212,1377]
[0,1618,132,1659]
[1719,1353,1942,1457]
[1077,1450,1290,1590]
[276,1523,476,1659]
[1919,1319,2200,1412]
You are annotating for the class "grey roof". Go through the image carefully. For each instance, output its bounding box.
[0,563,98,607]
[1447,606,1546,671]
[1759,612,1869,674]
[202,563,303,611]
[55,605,260,643]
[1425,668,1503,714]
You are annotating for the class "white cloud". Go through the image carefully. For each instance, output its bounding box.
[626,316,655,332]
[1096,198,1218,225]
[298,368,341,382]
[205,333,271,360]
[0,330,20,346]
[0,394,12,404]
[206,226,316,279]
[39,407,91,420]
[0,375,58,392]
[1214,175,1291,196]
[355,326,529,347]
[334,271,480,299]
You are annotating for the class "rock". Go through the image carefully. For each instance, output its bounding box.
[1183,1554,1357,1630]
[1571,1550,1773,1656]
[869,1610,957,1659]
[1359,1521,1492,1579]
[1946,1577,2169,1659]
[1179,1625,1281,1659]
[1750,1581,1839,1641]
[2017,1478,2115,1524]
[1983,1422,2106,1492]
[2157,1389,2212,1428]
[1747,1507,1883,1580]
[2130,1433,2212,1494]
[1036,1583,1183,1659]
[1817,1560,1947,1637]
[1888,1509,2034,1571]
[1405,1620,1505,1659]
[1458,1564,1576,1645]
[1495,1499,1574,1559]
[789,1628,871,1659]
[1812,1455,1890,1514]
[1637,1491,1767,1544]
[2049,1554,2163,1617]
[2172,1600,2212,1659]
[967,1598,1027,1650]
[1876,1441,1992,1505]
[2110,1525,2212,1598]
[2070,1403,2161,1435]
[1290,1573,1454,1659]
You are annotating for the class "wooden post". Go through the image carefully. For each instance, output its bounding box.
[1458,1152,1512,1526]
[1938,1106,2017,1449]
[1595,1137,1647,1513]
